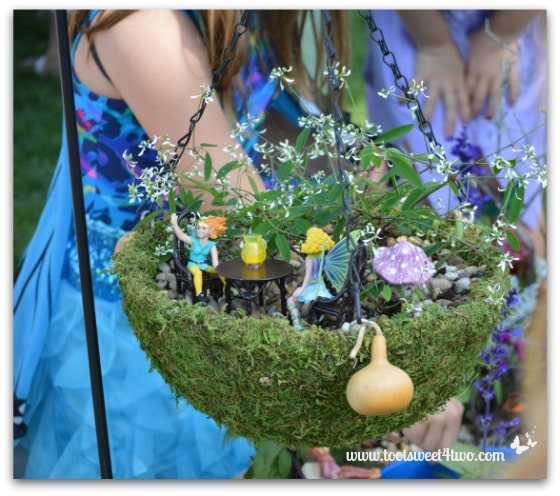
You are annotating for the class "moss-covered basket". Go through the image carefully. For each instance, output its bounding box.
[112,218,510,449]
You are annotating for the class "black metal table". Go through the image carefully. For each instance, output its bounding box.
[216,258,293,315]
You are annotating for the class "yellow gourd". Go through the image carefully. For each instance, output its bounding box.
[346,322,414,416]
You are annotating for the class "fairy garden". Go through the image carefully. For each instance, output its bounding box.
[112,13,546,478]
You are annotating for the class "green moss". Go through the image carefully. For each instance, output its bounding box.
[113,218,509,448]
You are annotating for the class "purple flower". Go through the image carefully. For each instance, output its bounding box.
[506,289,519,308]
[493,417,521,445]
[448,127,493,211]
[475,289,521,449]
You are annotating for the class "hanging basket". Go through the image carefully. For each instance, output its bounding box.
[113,217,509,448]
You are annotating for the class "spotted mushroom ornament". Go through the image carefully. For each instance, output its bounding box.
[373,238,435,285]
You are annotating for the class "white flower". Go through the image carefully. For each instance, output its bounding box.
[521,144,536,162]
[323,61,351,88]
[127,183,143,204]
[269,66,295,90]
[498,252,518,272]
[191,85,216,104]
[378,86,395,99]
[491,155,509,171]
[533,165,548,188]
[485,283,506,306]
[436,158,458,181]
[406,79,429,98]
[429,142,446,161]
[365,120,383,136]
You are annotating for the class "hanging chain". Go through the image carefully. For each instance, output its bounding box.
[358,11,442,152]
[171,11,250,167]
[321,11,363,324]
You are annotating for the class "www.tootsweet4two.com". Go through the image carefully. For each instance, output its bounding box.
[345,448,506,464]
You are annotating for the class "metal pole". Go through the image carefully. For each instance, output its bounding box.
[54,10,113,479]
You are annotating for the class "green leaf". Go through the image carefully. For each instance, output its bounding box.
[505,229,520,252]
[247,174,260,195]
[167,192,176,213]
[293,218,313,236]
[455,217,464,240]
[275,233,292,262]
[401,188,426,211]
[277,160,293,184]
[216,160,242,180]
[360,144,375,169]
[328,183,342,203]
[255,189,283,202]
[395,223,412,236]
[360,145,372,169]
[448,180,460,198]
[133,208,168,230]
[401,182,445,211]
[204,152,212,181]
[374,124,414,144]
[295,127,311,153]
[383,284,392,302]
[424,240,448,258]
[386,147,422,187]
[508,185,525,224]
[249,441,292,479]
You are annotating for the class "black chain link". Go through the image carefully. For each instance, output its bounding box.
[359,11,442,153]
[321,11,363,324]
[172,11,250,167]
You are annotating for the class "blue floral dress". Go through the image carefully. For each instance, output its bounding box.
[14,10,300,479]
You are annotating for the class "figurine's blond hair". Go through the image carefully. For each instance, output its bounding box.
[301,227,334,255]
[201,216,228,239]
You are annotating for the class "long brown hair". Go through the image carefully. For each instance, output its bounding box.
[68,10,349,113]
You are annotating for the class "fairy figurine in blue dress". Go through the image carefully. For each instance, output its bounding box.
[288,227,357,330]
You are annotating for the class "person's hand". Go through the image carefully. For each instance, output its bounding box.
[402,396,464,452]
[466,28,519,120]
[411,42,470,137]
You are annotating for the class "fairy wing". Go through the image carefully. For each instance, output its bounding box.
[323,231,359,293]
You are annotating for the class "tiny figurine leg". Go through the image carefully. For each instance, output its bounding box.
[189,266,208,303]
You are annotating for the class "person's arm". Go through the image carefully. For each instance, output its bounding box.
[398,10,451,46]
[484,10,540,41]
[78,10,265,206]
[402,396,464,452]
[466,11,540,118]
[170,213,192,246]
[397,11,470,136]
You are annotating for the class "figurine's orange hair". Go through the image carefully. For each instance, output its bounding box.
[201,216,228,239]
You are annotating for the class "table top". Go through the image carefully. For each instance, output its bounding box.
[216,258,293,282]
